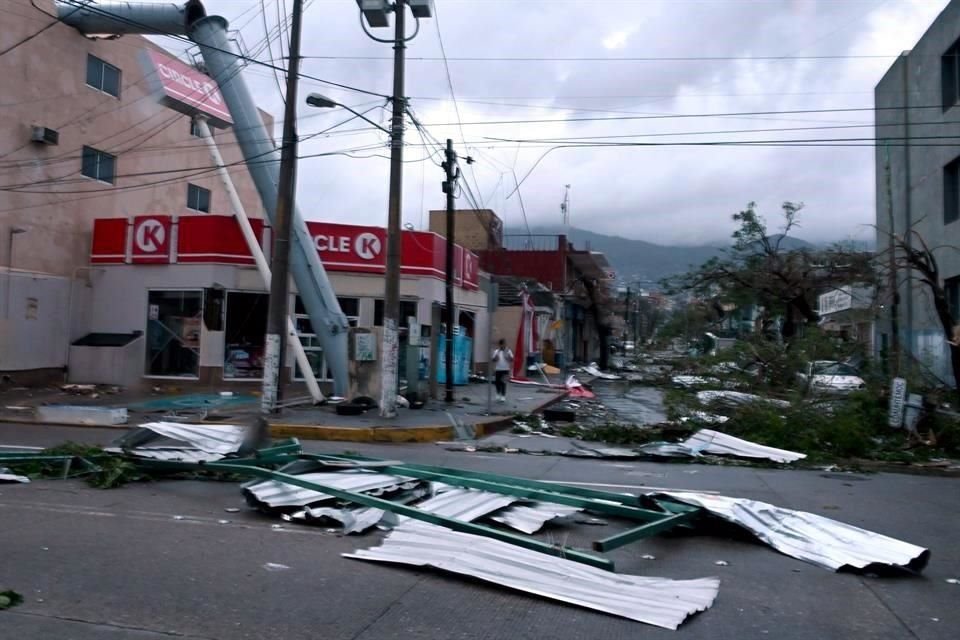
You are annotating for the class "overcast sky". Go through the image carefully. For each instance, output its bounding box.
[167,0,951,246]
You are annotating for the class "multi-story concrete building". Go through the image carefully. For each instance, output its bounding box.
[875,0,960,381]
[0,0,488,393]
[0,0,268,381]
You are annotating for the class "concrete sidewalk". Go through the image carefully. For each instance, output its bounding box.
[0,379,568,443]
[269,381,567,442]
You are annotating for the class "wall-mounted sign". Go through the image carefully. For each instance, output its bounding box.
[306,221,480,289]
[141,49,233,128]
[131,216,172,264]
[888,377,907,428]
[819,287,853,316]
[89,216,479,289]
[355,333,377,361]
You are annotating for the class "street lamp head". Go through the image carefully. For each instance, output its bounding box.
[356,0,390,28]
[11,227,28,235]
[408,0,435,19]
[305,93,339,109]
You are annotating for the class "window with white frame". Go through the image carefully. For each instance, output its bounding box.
[187,183,211,213]
[86,54,121,97]
[81,146,116,184]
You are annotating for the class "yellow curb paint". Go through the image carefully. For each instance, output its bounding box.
[268,420,500,443]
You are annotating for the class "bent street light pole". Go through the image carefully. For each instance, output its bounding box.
[379,2,406,418]
[262,0,304,414]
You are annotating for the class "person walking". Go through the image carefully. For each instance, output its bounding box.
[491,339,514,403]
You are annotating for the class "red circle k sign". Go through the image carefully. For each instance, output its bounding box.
[131,216,171,263]
[135,218,166,253]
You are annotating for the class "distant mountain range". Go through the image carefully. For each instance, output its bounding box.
[509,226,818,286]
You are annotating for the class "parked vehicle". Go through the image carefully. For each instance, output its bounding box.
[797,361,866,394]
[624,341,636,352]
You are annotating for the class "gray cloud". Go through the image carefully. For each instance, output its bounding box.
[191,0,949,246]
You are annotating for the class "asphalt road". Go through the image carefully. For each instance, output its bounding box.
[1,421,957,639]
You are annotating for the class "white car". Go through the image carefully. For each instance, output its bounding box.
[797,361,866,394]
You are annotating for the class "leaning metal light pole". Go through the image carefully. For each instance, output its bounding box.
[262,0,305,414]
[356,0,433,418]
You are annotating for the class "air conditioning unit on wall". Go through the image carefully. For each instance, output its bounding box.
[31,126,59,145]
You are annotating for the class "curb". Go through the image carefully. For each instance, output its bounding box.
[268,421,495,443]
[0,416,130,429]
[269,390,570,443]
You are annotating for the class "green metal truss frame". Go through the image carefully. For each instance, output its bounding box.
[2,441,702,569]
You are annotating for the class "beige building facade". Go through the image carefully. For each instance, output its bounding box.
[0,0,270,379]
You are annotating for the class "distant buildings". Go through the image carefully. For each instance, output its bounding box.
[430,209,615,366]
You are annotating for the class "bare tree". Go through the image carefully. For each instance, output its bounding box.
[667,202,875,345]
[888,231,960,401]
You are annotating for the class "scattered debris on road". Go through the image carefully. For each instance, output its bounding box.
[695,390,791,409]
[0,466,29,483]
[0,431,935,630]
[579,363,623,380]
[36,405,128,426]
[653,491,930,573]
[107,422,247,462]
[637,429,807,464]
[672,375,721,388]
[0,590,24,610]
[346,521,720,630]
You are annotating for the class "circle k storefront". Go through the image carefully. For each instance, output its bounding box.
[75,214,487,390]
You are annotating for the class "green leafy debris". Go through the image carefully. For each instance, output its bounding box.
[0,590,24,610]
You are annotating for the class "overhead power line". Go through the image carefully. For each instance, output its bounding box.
[432,3,484,208]
[0,105,393,192]
[417,103,960,128]
[302,53,901,62]
[54,0,388,99]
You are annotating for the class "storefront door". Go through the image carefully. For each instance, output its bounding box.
[145,290,202,378]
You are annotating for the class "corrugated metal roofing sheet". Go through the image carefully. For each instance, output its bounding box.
[0,467,29,483]
[121,422,247,456]
[654,491,930,573]
[637,429,804,463]
[490,502,580,534]
[696,390,790,408]
[284,506,386,534]
[410,486,517,522]
[244,472,418,508]
[345,521,719,629]
[108,448,227,463]
[683,429,806,463]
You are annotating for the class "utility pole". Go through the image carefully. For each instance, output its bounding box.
[261,0,303,414]
[443,139,460,402]
[884,143,901,375]
[623,286,631,349]
[354,0,431,417]
[378,2,407,418]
